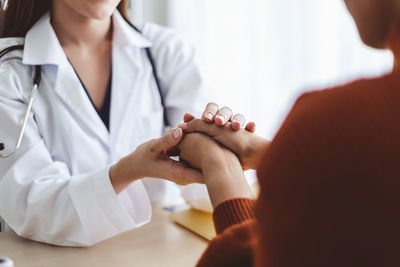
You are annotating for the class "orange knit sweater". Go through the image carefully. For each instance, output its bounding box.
[197,23,400,267]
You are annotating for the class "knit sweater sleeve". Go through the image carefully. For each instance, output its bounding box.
[196,198,256,267]
[213,198,256,234]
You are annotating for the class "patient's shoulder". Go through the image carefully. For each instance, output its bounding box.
[257,73,400,191]
[272,72,400,164]
[295,72,400,119]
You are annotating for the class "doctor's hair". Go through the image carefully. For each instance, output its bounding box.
[1,0,131,38]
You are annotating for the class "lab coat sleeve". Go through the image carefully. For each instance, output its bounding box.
[143,24,215,211]
[0,63,149,246]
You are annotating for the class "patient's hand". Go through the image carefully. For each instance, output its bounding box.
[178,133,254,208]
[185,102,256,131]
[179,119,270,170]
[178,133,232,170]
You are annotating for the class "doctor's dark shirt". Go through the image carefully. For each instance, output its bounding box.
[72,67,112,131]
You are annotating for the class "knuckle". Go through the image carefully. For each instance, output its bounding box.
[206,102,219,112]
[220,106,233,113]
[234,114,245,123]
[202,109,210,116]
[206,102,218,108]
[219,107,233,117]
[149,140,158,153]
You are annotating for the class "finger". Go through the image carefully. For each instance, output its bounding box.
[215,106,233,126]
[245,122,256,133]
[231,114,246,131]
[202,102,219,123]
[178,123,187,130]
[184,113,196,123]
[178,119,220,137]
[153,127,183,152]
[162,159,204,185]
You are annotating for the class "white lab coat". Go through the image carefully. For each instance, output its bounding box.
[0,11,211,246]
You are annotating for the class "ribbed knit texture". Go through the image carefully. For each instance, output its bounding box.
[213,198,256,234]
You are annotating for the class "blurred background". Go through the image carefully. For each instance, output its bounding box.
[130,0,393,141]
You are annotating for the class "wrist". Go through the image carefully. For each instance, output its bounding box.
[199,146,224,170]
[246,136,270,169]
[203,160,254,208]
[109,155,143,194]
[201,151,242,188]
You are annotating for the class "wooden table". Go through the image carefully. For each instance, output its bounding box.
[0,207,208,267]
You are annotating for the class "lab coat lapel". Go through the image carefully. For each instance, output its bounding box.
[109,11,153,152]
[52,63,110,147]
[109,44,143,148]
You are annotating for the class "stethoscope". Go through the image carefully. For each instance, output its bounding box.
[0,21,170,158]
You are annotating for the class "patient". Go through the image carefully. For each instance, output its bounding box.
[176,0,400,266]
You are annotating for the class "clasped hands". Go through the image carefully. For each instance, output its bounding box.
[110,103,269,207]
[167,103,269,207]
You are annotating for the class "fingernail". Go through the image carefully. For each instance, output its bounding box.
[216,115,225,124]
[173,128,182,139]
[206,112,213,121]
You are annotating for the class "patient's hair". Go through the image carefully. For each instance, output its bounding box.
[1,0,131,38]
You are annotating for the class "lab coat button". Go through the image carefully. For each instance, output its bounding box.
[0,143,4,151]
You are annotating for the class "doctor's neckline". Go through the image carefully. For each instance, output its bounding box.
[68,59,112,131]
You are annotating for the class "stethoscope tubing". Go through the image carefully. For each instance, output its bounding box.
[0,83,38,158]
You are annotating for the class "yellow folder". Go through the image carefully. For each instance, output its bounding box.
[169,182,260,241]
[169,208,216,241]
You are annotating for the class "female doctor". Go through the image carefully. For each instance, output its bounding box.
[0,0,248,246]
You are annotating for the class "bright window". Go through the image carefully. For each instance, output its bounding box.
[134,0,393,138]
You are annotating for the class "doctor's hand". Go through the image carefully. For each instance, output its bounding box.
[109,128,203,194]
[184,102,256,132]
[177,133,253,208]
[179,119,270,170]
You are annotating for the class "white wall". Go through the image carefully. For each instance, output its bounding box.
[130,0,393,139]
[130,0,168,26]
[166,0,393,138]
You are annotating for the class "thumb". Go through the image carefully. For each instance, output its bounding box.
[153,127,183,153]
